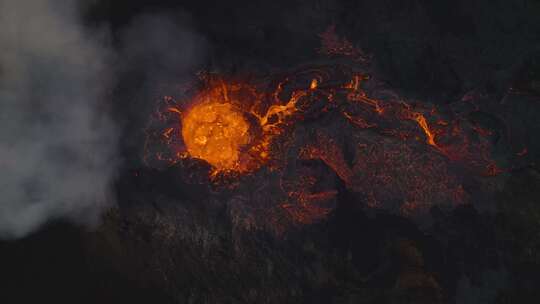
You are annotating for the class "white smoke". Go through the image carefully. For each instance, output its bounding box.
[0,0,117,238]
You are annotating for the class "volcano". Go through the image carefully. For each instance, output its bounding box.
[2,1,540,304]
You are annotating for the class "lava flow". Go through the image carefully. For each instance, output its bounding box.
[144,37,503,224]
[144,74,313,175]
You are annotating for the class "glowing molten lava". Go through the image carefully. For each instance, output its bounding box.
[142,27,507,235]
[182,102,250,170]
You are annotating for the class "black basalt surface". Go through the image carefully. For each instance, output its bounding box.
[2,1,540,303]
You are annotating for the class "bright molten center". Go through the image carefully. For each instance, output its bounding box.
[182,102,250,170]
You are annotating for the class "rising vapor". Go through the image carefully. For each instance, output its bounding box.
[0,0,117,238]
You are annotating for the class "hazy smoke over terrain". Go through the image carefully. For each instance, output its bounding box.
[0,0,117,238]
[120,12,207,82]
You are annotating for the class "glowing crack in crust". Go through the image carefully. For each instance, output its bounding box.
[142,29,505,227]
[182,102,250,171]
[145,68,502,185]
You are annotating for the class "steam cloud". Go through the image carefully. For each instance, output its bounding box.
[0,0,117,238]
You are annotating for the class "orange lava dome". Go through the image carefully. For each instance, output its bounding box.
[181,102,250,170]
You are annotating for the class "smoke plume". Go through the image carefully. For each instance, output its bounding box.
[0,0,117,238]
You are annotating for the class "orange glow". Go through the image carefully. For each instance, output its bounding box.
[162,127,174,139]
[342,111,376,128]
[343,75,361,90]
[140,28,507,231]
[257,90,307,130]
[167,107,182,115]
[145,65,502,196]
[182,102,250,170]
[411,113,438,147]
[310,78,318,90]
[145,75,317,174]
[345,75,384,114]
